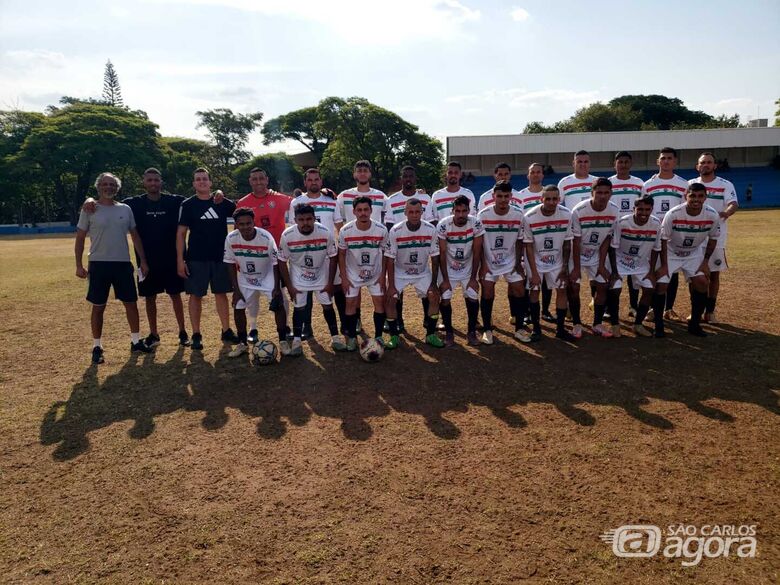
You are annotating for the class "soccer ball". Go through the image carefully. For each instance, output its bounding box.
[359,338,384,363]
[252,340,278,365]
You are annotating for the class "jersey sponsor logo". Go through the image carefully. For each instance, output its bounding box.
[495,236,504,248]
[361,253,370,264]
[409,252,418,264]
[454,248,464,260]
[629,245,639,255]
[200,208,219,220]
[304,255,314,267]
[301,270,317,282]
[683,237,693,247]
[589,233,599,244]
[544,238,553,250]
[621,200,630,210]
[260,216,271,228]
[661,201,670,212]
[246,262,256,273]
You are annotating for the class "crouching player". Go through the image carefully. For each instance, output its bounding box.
[278,204,346,356]
[523,185,577,342]
[224,208,288,357]
[384,198,444,349]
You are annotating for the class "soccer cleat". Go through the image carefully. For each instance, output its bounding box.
[611,324,621,338]
[179,331,191,346]
[687,325,707,338]
[628,307,637,318]
[91,346,104,364]
[556,330,577,342]
[571,324,583,339]
[633,324,652,337]
[425,333,445,348]
[466,331,479,346]
[247,329,259,344]
[278,340,292,356]
[444,332,455,347]
[530,331,542,342]
[228,343,248,358]
[592,324,614,338]
[664,309,682,321]
[191,333,203,350]
[542,311,556,323]
[514,329,532,343]
[131,340,153,354]
[481,330,494,345]
[330,335,347,352]
[144,333,160,348]
[704,311,718,324]
[385,335,400,350]
[345,337,358,352]
[289,339,303,356]
[221,328,240,343]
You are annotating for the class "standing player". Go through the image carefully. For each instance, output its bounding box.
[278,204,344,355]
[75,172,152,363]
[223,208,287,357]
[558,151,598,210]
[477,181,530,344]
[523,185,576,342]
[384,199,444,349]
[690,152,738,323]
[661,184,720,336]
[477,162,522,211]
[176,167,238,351]
[335,160,386,227]
[569,178,620,338]
[337,196,389,350]
[517,163,552,322]
[643,147,688,321]
[437,195,484,346]
[428,161,475,224]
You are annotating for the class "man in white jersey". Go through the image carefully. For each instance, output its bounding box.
[518,163,553,322]
[428,161,475,223]
[558,150,598,210]
[338,196,389,350]
[223,208,288,358]
[523,185,577,342]
[643,147,689,321]
[278,204,345,355]
[661,183,720,337]
[384,199,444,349]
[477,181,530,344]
[609,195,669,338]
[690,152,738,323]
[335,160,386,227]
[569,178,620,338]
[437,195,484,346]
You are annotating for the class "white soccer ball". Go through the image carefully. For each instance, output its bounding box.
[359,338,384,363]
[252,340,278,365]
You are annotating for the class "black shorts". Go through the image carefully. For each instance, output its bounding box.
[185,260,233,297]
[138,263,185,297]
[87,261,138,305]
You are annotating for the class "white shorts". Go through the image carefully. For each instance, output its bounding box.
[293,289,332,308]
[484,269,524,284]
[709,248,728,272]
[345,280,384,298]
[235,287,273,314]
[394,274,432,299]
[611,271,655,290]
[668,256,706,280]
[526,267,566,290]
[438,274,479,300]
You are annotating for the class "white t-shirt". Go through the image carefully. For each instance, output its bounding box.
[384,191,432,226]
[477,187,523,212]
[571,200,620,267]
[335,187,386,224]
[608,174,644,217]
[477,205,525,275]
[661,203,720,261]
[278,224,337,290]
[288,193,338,233]
[337,219,389,285]
[643,174,688,221]
[515,187,544,212]
[610,215,662,275]
[428,187,476,222]
[558,174,597,210]
[385,220,439,280]
[436,215,485,281]
[689,176,737,248]
[223,227,278,291]
[523,204,573,273]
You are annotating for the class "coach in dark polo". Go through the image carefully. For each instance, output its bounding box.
[176,167,238,350]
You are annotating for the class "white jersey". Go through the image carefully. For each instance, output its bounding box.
[223,227,277,291]
[337,219,388,285]
[428,187,475,222]
[477,187,523,212]
[661,203,720,261]
[558,174,597,210]
[523,204,573,273]
[385,220,439,280]
[643,174,688,221]
[437,215,484,281]
[610,215,662,275]
[571,200,620,267]
[477,205,525,275]
[515,187,544,212]
[288,193,338,233]
[608,174,644,216]
[335,187,386,224]
[384,191,432,226]
[689,176,737,247]
[278,224,337,290]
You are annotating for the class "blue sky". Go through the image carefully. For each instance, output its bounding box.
[1,0,778,154]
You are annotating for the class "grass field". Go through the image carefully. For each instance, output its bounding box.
[1,210,779,584]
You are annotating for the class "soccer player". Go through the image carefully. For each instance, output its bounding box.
[523,185,576,342]
[278,204,345,354]
[643,147,689,321]
[477,181,530,344]
[384,198,444,349]
[609,195,668,338]
[558,150,598,210]
[335,160,386,227]
[437,195,484,346]
[660,184,720,336]
[75,172,152,363]
[337,196,389,350]
[608,151,645,316]
[477,162,522,211]
[223,208,288,357]
[690,152,738,323]
[428,161,475,224]
[569,178,620,338]
[518,162,552,322]
[176,167,238,350]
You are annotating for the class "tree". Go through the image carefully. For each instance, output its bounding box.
[158,136,214,196]
[0,110,47,223]
[262,106,332,160]
[195,108,263,168]
[102,60,124,107]
[774,98,780,127]
[232,153,303,194]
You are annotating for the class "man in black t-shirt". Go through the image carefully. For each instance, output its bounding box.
[177,167,238,350]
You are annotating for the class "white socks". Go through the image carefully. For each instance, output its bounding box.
[93,338,102,348]
[131,332,140,344]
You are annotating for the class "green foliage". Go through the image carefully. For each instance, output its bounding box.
[195,108,263,168]
[232,153,303,194]
[774,98,779,127]
[157,136,214,196]
[102,60,123,107]
[262,106,330,159]
[0,110,48,223]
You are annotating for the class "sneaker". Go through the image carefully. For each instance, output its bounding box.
[191,333,203,350]
[628,307,637,318]
[228,342,248,358]
[530,331,542,342]
[144,333,160,348]
[611,324,621,338]
[467,331,479,346]
[705,311,718,324]
[687,325,707,338]
[385,335,400,350]
[556,330,577,342]
[91,346,104,364]
[289,339,303,356]
[425,333,445,348]
[221,328,240,343]
[510,316,517,325]
[131,340,153,354]
[571,324,583,339]
[279,340,292,355]
[542,311,556,323]
[481,330,494,345]
[178,331,191,346]
[633,324,652,337]
[664,309,682,322]
[345,337,358,352]
[444,332,455,347]
[514,329,532,343]
[247,329,259,344]
[592,324,614,338]
[331,335,348,351]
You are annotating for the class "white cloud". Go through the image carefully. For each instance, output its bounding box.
[141,63,299,76]
[510,7,530,22]
[2,50,66,70]
[446,88,599,108]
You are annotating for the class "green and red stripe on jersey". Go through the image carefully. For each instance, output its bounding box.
[231,243,270,258]
[562,182,592,197]
[671,219,715,233]
[286,238,329,253]
[645,184,686,198]
[344,235,385,249]
[577,214,616,229]
[482,219,522,232]
[396,234,433,249]
[620,228,658,242]
[445,228,475,244]
[342,193,385,207]
[702,185,726,200]
[529,218,569,235]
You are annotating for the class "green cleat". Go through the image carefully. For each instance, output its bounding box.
[425,333,445,348]
[385,335,400,350]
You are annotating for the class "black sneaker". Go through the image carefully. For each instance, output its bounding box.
[91,346,104,364]
[247,329,259,344]
[221,328,240,343]
[179,331,191,346]
[542,311,556,323]
[131,341,153,354]
[191,332,203,350]
[556,330,577,342]
[144,333,160,348]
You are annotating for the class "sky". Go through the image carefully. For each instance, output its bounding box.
[1,0,778,155]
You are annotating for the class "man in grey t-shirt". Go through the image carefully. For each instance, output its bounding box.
[75,172,152,364]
